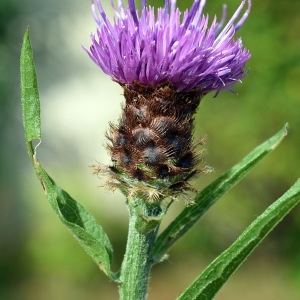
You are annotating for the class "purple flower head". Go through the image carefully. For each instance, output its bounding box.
[85,0,251,95]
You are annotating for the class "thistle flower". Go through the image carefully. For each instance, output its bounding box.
[86,0,251,201]
[86,0,251,93]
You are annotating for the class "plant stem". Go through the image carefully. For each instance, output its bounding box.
[118,200,161,300]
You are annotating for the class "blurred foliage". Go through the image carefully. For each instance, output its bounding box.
[0,0,300,299]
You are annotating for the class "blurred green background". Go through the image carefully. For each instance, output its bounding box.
[1,0,300,299]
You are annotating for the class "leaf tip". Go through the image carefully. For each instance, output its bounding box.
[23,26,30,42]
[284,123,289,136]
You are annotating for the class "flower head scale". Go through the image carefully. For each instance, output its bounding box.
[86,0,251,95]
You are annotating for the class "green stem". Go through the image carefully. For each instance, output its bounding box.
[118,199,161,300]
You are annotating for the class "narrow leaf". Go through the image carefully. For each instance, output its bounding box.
[154,124,288,259]
[20,27,41,145]
[20,29,118,281]
[177,179,300,300]
[34,162,118,281]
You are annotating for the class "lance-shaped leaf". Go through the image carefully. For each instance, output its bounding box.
[33,163,117,280]
[20,28,118,281]
[20,27,41,158]
[154,124,288,260]
[176,179,300,300]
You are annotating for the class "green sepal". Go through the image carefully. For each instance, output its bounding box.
[20,28,118,282]
[153,124,289,260]
[176,179,300,300]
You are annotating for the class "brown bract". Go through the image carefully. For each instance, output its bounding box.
[95,81,211,202]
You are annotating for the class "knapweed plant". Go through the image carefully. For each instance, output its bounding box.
[20,0,300,299]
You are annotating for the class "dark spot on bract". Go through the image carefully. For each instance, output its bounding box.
[169,181,186,190]
[167,136,186,156]
[176,152,194,168]
[121,151,132,166]
[115,134,127,146]
[109,166,119,174]
[157,165,169,179]
[143,145,161,165]
[133,168,144,181]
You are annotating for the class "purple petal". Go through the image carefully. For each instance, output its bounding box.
[86,0,251,95]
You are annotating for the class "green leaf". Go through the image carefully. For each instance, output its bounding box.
[34,163,118,281]
[20,28,118,281]
[176,179,300,300]
[20,27,41,147]
[153,124,288,260]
